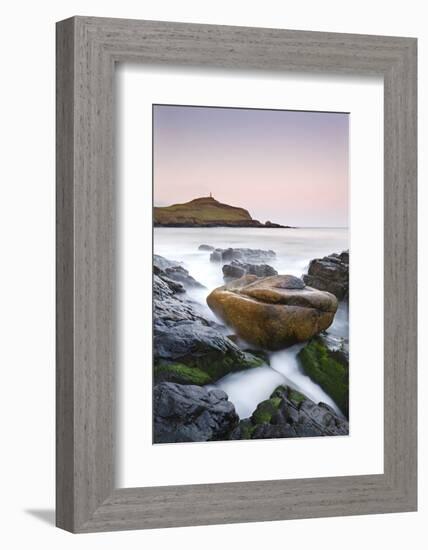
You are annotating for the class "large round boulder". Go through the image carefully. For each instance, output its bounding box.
[206,274,338,350]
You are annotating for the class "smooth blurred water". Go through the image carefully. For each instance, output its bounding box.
[154,227,349,418]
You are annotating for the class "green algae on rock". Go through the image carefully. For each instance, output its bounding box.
[229,385,348,440]
[298,337,349,418]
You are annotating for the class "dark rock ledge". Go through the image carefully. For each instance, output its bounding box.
[153,382,239,443]
[153,255,264,388]
[303,250,349,301]
[154,254,204,289]
[298,335,349,418]
[230,385,348,440]
[209,247,276,264]
[222,259,278,280]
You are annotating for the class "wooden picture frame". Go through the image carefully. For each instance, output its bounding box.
[56,16,417,533]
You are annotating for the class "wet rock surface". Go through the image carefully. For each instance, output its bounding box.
[154,254,204,289]
[229,385,348,440]
[153,256,264,386]
[152,250,349,444]
[222,259,278,280]
[209,247,276,264]
[298,335,349,418]
[153,382,239,443]
[303,251,349,300]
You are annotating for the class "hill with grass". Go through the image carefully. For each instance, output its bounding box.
[154,196,288,228]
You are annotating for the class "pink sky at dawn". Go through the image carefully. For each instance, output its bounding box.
[153,105,349,227]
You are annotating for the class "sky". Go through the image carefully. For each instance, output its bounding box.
[153,105,349,227]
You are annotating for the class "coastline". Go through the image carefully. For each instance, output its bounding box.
[152,228,349,443]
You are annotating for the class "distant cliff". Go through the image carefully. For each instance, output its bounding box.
[154,196,290,228]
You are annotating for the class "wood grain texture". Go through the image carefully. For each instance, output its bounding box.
[56,16,417,533]
[56,17,75,532]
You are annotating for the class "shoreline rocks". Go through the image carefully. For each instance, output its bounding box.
[298,336,349,418]
[222,259,278,280]
[207,274,338,350]
[154,255,265,387]
[154,382,239,443]
[303,251,349,300]
[154,320,264,384]
[153,252,349,444]
[229,385,348,440]
[210,247,276,264]
[154,254,204,289]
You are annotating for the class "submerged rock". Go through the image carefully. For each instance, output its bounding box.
[207,274,338,350]
[222,259,278,280]
[229,385,348,440]
[298,336,349,418]
[153,382,239,443]
[210,247,276,264]
[303,251,349,300]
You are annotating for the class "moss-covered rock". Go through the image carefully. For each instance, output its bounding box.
[186,350,264,382]
[251,397,282,424]
[154,362,213,385]
[271,385,306,406]
[153,254,266,387]
[229,384,348,440]
[155,318,265,384]
[232,419,255,440]
[244,348,271,366]
[288,388,307,406]
[154,349,264,386]
[298,337,349,417]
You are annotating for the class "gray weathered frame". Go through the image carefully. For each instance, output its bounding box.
[56,16,417,533]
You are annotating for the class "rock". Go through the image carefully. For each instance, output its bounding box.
[153,257,264,385]
[210,249,223,262]
[198,244,215,251]
[229,385,348,440]
[222,259,278,280]
[154,362,214,386]
[154,254,204,289]
[153,382,239,443]
[154,320,264,384]
[265,220,289,228]
[320,332,349,363]
[339,250,349,263]
[210,247,276,264]
[222,263,246,279]
[303,250,349,300]
[207,274,338,350]
[298,336,349,418]
[153,275,205,324]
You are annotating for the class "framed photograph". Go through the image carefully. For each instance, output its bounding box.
[56,16,417,532]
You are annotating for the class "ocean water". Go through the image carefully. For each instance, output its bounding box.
[154,227,349,418]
